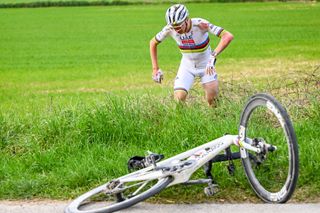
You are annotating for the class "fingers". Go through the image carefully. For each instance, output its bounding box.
[152,72,158,79]
[159,75,163,84]
[152,74,158,83]
[206,66,215,75]
[152,71,163,84]
[153,77,161,84]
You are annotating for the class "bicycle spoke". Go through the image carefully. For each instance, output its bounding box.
[240,93,298,203]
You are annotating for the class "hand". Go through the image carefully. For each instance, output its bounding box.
[205,55,217,76]
[152,69,164,84]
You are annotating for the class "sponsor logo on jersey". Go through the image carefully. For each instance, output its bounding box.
[182,39,195,44]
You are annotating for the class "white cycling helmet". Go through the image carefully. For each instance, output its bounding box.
[165,4,189,26]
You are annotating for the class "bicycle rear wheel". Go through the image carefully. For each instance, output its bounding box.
[239,93,299,203]
[65,175,173,213]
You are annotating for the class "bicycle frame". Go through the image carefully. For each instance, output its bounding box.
[66,93,299,213]
[113,134,260,188]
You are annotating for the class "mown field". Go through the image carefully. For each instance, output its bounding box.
[0,0,155,3]
[0,2,320,202]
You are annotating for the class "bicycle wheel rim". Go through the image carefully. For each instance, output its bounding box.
[239,93,299,203]
[65,176,173,213]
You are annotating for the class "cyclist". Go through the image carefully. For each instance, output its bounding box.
[150,4,234,106]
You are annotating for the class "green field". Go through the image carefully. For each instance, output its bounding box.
[0,0,211,6]
[0,0,152,3]
[0,2,320,202]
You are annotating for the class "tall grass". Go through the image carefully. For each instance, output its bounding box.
[1,83,319,200]
[0,94,237,198]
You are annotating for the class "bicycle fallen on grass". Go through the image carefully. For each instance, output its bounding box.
[65,93,299,213]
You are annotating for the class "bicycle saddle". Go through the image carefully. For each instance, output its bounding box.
[127,153,164,171]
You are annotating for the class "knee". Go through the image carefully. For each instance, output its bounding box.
[174,90,188,102]
[207,95,218,106]
[206,89,219,106]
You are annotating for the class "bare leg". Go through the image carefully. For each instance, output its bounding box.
[203,80,219,106]
[174,89,188,103]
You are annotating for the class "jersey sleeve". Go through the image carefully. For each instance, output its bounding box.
[195,18,225,38]
[153,25,172,43]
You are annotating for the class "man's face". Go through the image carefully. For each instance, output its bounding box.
[172,20,187,34]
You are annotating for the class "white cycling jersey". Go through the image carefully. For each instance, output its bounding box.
[153,18,225,92]
[154,18,224,67]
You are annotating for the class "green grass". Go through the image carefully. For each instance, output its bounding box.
[0,0,171,3]
[0,2,320,201]
[0,0,215,7]
[1,94,319,201]
[1,2,319,113]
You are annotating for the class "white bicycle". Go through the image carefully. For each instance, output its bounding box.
[65,93,299,213]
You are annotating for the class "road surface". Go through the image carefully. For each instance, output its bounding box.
[0,201,319,213]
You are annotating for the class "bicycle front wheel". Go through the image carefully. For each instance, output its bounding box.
[239,93,299,203]
[65,175,173,213]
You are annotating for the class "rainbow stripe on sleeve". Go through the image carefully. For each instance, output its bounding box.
[153,37,161,44]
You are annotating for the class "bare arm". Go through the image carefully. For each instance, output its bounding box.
[206,30,234,75]
[150,38,160,76]
[213,30,234,56]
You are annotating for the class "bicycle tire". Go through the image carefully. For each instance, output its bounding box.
[65,176,173,213]
[239,93,299,203]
